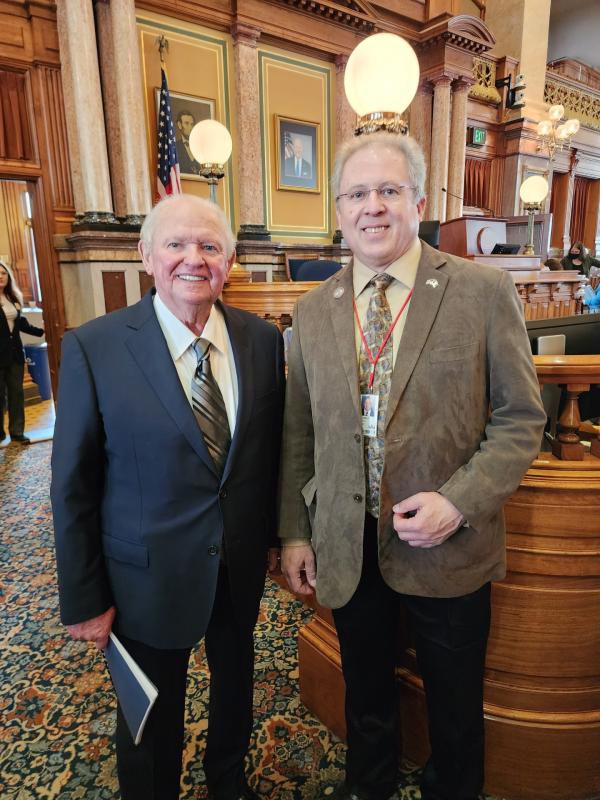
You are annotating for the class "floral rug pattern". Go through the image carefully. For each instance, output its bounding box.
[1,441,487,800]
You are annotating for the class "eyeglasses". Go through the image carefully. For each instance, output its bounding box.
[336,184,416,206]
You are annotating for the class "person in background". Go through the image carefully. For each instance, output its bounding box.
[0,260,44,444]
[279,132,546,800]
[561,241,600,276]
[543,257,563,271]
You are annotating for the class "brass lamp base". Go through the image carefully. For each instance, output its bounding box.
[356,112,408,136]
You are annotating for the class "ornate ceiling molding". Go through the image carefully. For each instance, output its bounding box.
[418,14,495,55]
[276,0,377,33]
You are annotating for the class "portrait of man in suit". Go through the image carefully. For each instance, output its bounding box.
[175,109,200,176]
[51,194,285,800]
[284,135,312,179]
[279,133,546,800]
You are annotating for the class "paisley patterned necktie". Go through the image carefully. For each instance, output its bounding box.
[358,273,394,517]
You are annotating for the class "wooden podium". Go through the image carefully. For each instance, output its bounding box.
[439,216,543,270]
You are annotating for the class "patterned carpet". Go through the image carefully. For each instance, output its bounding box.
[0,440,433,800]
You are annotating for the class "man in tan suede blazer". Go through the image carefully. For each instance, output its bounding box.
[279,132,546,800]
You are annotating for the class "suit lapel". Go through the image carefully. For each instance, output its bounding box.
[328,264,361,412]
[220,303,252,484]
[385,244,449,432]
[124,293,218,475]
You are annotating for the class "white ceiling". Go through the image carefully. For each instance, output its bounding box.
[548,0,600,71]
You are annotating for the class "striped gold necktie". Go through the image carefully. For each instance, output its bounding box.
[191,338,231,475]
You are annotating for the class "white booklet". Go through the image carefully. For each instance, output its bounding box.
[104,632,158,745]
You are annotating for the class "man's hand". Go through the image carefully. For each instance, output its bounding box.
[66,606,116,650]
[393,492,464,549]
[267,547,282,576]
[281,544,317,596]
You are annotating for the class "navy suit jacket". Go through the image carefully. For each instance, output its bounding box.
[51,291,285,649]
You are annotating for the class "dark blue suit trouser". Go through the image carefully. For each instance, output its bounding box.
[332,514,491,800]
[115,563,256,800]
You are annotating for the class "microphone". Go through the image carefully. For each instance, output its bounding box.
[441,187,464,202]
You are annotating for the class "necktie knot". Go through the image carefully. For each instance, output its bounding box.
[371,273,393,292]
[192,337,210,363]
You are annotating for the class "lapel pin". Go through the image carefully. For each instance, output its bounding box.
[333,286,345,299]
[425,278,439,288]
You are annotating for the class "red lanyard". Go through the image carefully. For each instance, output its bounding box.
[353,287,413,389]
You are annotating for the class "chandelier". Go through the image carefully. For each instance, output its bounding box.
[536,105,580,161]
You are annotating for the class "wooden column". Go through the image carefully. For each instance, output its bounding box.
[562,150,580,255]
[56,0,115,224]
[428,75,452,223]
[232,22,269,242]
[446,79,471,221]
[95,0,152,225]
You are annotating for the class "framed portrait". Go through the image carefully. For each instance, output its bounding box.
[276,116,320,193]
[155,89,215,180]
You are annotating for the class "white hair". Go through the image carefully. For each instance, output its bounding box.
[139,195,236,257]
[331,132,427,203]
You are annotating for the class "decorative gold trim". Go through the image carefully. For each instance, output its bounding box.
[544,77,600,132]
[470,57,501,105]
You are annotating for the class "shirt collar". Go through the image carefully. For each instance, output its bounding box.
[353,237,421,298]
[153,293,226,361]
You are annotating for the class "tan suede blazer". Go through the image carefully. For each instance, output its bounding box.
[278,242,546,607]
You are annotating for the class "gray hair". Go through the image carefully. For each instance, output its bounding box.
[331,132,427,204]
[139,195,236,258]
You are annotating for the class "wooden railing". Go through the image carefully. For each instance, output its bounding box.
[534,355,600,459]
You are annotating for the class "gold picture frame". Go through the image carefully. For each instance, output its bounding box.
[275,115,320,193]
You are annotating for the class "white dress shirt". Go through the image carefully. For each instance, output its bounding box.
[153,293,238,436]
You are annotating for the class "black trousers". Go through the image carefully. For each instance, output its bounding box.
[0,361,25,438]
[332,515,491,800]
[115,563,256,800]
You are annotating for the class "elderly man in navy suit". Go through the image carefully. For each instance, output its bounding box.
[51,195,285,800]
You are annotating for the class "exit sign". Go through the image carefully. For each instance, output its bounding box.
[469,127,487,146]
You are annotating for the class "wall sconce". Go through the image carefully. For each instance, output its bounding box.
[494,73,526,109]
[344,32,420,136]
[188,119,233,204]
[536,105,580,162]
[519,175,549,256]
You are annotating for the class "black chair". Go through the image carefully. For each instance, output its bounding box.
[295,259,342,281]
[418,220,440,249]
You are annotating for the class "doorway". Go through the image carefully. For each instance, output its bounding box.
[0,177,55,444]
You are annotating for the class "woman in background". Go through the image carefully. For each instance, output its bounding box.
[0,261,44,444]
[561,241,600,276]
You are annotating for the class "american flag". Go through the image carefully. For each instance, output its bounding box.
[156,67,181,199]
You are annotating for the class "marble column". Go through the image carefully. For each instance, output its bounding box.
[446,78,472,221]
[409,81,433,203]
[428,75,452,223]
[56,0,115,225]
[335,55,356,146]
[232,22,269,241]
[95,0,152,225]
[333,54,356,242]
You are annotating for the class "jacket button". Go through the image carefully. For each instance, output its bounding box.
[208,545,219,556]
[353,493,363,503]
[354,433,361,443]
[219,488,227,499]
